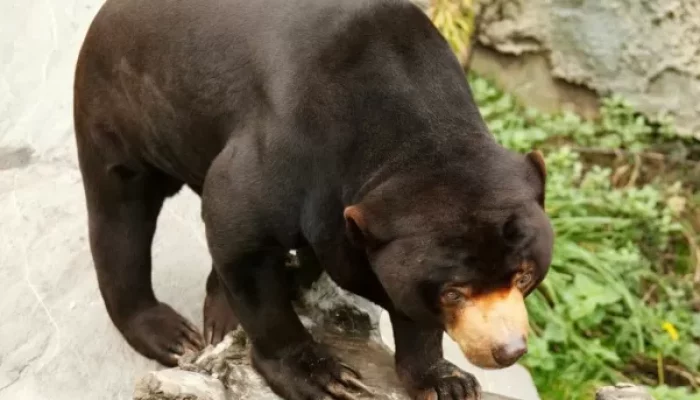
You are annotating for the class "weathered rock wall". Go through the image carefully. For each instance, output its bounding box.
[472,0,700,138]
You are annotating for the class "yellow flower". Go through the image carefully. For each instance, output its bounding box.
[662,321,679,342]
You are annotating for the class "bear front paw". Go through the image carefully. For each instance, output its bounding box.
[251,341,374,400]
[403,359,482,400]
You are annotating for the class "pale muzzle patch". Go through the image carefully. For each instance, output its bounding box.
[444,286,529,369]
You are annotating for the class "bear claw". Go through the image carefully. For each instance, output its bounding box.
[251,341,373,400]
[123,302,205,367]
[203,288,239,346]
[408,360,482,400]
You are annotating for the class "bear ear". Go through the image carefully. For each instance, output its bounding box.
[526,150,547,207]
[343,205,375,248]
[527,150,546,180]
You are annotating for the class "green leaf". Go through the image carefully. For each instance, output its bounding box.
[691,314,700,338]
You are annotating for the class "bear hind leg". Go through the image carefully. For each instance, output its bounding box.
[75,126,204,366]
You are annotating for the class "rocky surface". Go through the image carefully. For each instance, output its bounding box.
[133,273,516,400]
[134,329,408,400]
[471,0,700,137]
[595,383,654,400]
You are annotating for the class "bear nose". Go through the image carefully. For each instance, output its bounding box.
[492,336,527,367]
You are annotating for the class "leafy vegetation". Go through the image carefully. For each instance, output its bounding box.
[471,74,700,399]
[430,3,700,399]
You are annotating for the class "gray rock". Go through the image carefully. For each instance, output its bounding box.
[596,383,655,400]
[471,0,700,138]
[134,369,229,400]
[134,330,276,400]
[133,273,518,400]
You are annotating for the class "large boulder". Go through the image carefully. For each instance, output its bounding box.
[471,0,700,138]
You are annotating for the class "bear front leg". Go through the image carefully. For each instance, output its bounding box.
[209,246,373,399]
[202,151,371,400]
[391,312,482,400]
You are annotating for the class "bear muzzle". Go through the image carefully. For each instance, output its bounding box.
[444,286,529,369]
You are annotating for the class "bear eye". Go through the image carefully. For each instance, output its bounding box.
[441,289,464,304]
[516,272,533,289]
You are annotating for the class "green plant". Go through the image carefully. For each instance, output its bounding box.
[468,73,700,400]
[649,385,700,400]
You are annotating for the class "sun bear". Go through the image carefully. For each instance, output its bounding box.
[73,0,554,398]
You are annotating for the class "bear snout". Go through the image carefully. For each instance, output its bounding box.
[444,286,530,369]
